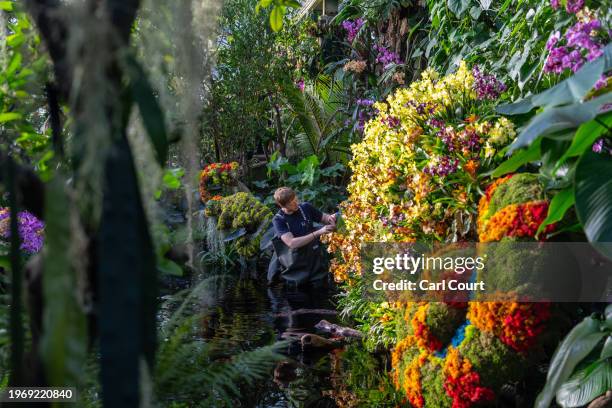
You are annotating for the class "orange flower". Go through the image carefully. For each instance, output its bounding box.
[464,160,478,176]
[465,114,479,123]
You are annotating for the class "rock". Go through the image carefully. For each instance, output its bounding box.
[281,331,311,342]
[300,333,342,350]
[274,360,298,385]
[314,319,363,338]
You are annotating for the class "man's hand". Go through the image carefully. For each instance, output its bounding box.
[323,213,337,226]
[329,213,337,224]
[317,224,335,236]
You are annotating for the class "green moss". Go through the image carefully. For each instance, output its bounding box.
[458,328,526,390]
[210,192,272,258]
[479,241,580,300]
[421,359,452,408]
[486,173,544,218]
[426,303,467,346]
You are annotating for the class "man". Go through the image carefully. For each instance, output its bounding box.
[268,187,336,286]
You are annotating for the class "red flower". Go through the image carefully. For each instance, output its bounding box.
[444,371,495,408]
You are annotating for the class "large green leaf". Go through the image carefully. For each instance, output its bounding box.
[447,0,470,17]
[508,93,612,153]
[158,258,184,277]
[535,316,606,408]
[296,155,319,185]
[124,55,168,166]
[605,305,612,330]
[269,5,285,32]
[496,97,535,115]
[536,187,575,236]
[575,150,612,259]
[539,135,573,179]
[556,359,612,408]
[557,112,612,168]
[41,176,87,387]
[0,112,22,123]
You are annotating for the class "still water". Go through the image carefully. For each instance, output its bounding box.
[174,275,398,408]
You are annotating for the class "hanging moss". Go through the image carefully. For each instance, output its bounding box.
[210,192,272,258]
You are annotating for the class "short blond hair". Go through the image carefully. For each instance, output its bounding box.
[274,187,296,207]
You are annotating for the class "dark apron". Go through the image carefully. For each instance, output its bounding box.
[267,206,329,286]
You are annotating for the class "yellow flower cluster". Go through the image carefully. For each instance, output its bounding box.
[327,62,513,282]
[488,117,516,145]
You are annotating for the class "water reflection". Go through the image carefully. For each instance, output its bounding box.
[174,270,403,408]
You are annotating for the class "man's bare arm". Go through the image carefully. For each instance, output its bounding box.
[280,225,334,249]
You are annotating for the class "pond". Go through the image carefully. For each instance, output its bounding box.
[161,271,401,408]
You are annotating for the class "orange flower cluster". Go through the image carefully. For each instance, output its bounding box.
[411,304,443,352]
[467,302,551,352]
[322,201,378,282]
[199,162,239,203]
[477,174,554,242]
[392,335,427,408]
[478,201,552,242]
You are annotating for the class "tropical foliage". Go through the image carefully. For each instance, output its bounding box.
[1,0,611,406]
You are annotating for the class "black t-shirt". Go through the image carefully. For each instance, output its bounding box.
[272,202,323,238]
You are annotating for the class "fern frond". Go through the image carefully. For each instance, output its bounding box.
[202,341,288,403]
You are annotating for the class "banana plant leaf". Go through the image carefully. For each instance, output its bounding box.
[508,93,612,153]
[556,359,612,408]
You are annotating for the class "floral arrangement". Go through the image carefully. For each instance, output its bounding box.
[324,61,514,283]
[204,192,272,258]
[0,208,44,254]
[477,173,555,242]
[390,301,555,407]
[198,162,239,203]
[322,61,570,406]
[388,174,563,407]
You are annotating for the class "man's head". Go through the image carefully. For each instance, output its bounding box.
[274,187,299,213]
